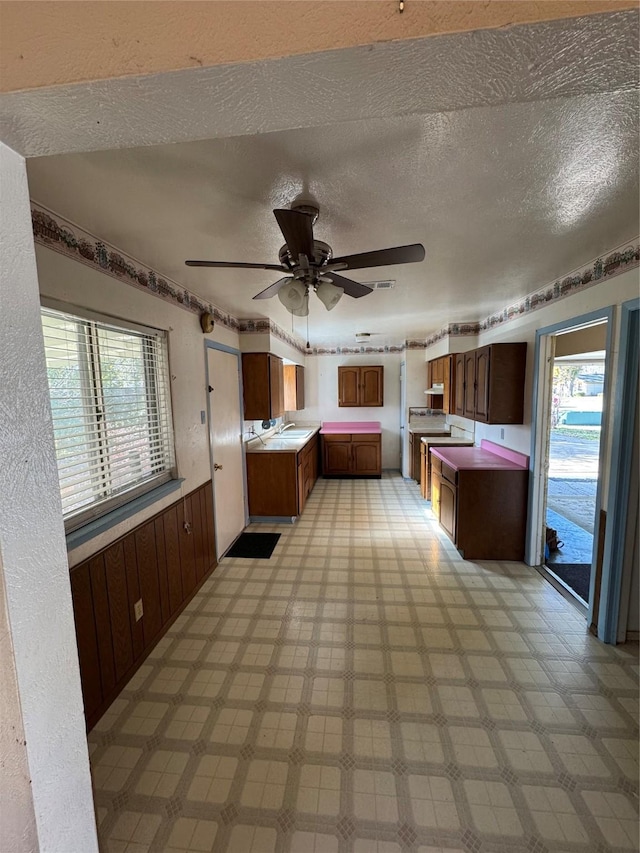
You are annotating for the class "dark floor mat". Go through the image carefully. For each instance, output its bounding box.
[225,532,280,559]
[546,562,591,603]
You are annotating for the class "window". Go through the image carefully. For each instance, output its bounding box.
[41,304,176,531]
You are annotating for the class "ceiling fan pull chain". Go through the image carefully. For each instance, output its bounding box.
[306,313,310,351]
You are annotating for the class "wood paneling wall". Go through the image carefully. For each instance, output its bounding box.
[69,481,217,731]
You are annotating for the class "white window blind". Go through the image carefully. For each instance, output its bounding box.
[41,305,176,530]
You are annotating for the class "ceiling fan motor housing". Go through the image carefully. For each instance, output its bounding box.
[279,240,333,273]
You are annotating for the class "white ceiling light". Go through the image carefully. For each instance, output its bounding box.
[355,332,371,342]
[316,281,344,311]
[290,290,309,317]
[278,280,307,313]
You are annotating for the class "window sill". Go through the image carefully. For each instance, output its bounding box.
[65,478,184,552]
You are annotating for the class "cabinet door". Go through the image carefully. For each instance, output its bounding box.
[323,440,352,474]
[439,479,457,541]
[409,433,416,480]
[338,367,359,407]
[269,354,284,418]
[432,358,444,384]
[295,365,305,410]
[303,455,313,499]
[463,352,476,419]
[242,353,271,420]
[352,439,381,475]
[474,347,491,423]
[454,353,465,416]
[283,363,304,411]
[360,366,384,406]
[297,459,305,514]
[283,363,297,411]
[420,444,428,499]
[430,469,442,521]
[442,356,452,414]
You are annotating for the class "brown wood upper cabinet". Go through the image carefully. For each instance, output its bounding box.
[338,365,383,407]
[426,355,456,414]
[242,353,285,420]
[454,343,527,424]
[283,363,305,411]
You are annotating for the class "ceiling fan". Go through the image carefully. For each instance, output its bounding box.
[186,204,425,315]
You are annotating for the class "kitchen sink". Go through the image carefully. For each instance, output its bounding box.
[276,429,314,439]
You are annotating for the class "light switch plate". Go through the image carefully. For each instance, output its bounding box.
[201,410,206,424]
[134,599,144,621]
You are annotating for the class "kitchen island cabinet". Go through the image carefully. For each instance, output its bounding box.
[430,440,528,561]
[321,421,382,477]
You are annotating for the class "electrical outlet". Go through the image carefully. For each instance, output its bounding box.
[200,410,206,424]
[134,599,144,622]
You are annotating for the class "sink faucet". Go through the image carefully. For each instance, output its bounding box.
[277,422,296,435]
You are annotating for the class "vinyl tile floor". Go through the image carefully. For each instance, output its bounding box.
[90,474,639,853]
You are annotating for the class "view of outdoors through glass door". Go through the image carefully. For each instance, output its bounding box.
[544,321,608,604]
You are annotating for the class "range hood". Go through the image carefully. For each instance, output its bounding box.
[424,383,445,395]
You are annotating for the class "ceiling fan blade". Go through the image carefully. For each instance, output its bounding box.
[252,277,293,300]
[273,209,314,263]
[331,243,425,270]
[324,272,373,299]
[186,260,287,271]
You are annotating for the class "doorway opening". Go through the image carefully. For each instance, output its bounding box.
[540,319,609,607]
[545,326,608,603]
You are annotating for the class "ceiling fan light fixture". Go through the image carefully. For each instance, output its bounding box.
[278,279,307,313]
[316,281,344,311]
[290,291,309,317]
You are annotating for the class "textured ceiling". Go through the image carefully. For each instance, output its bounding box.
[23,11,639,346]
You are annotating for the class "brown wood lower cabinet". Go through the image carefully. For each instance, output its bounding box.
[430,452,528,561]
[322,433,381,477]
[69,481,217,730]
[246,434,319,518]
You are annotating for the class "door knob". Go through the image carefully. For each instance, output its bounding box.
[214,463,223,471]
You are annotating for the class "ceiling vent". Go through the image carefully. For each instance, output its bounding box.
[368,280,395,290]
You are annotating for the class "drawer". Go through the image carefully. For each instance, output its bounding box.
[430,452,442,474]
[356,434,381,442]
[442,462,457,485]
[322,434,351,442]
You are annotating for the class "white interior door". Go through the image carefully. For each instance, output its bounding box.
[207,346,246,558]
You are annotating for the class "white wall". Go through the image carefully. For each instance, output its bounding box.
[1,144,98,853]
[0,564,37,853]
[303,353,402,469]
[35,245,240,566]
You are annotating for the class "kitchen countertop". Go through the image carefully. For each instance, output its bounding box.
[320,421,382,434]
[245,426,320,453]
[420,435,474,447]
[431,440,528,471]
[409,426,450,435]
